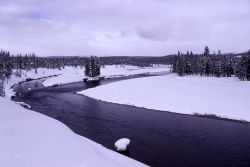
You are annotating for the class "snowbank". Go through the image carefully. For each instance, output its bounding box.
[4,66,84,98]
[4,65,168,95]
[79,75,250,121]
[43,65,169,87]
[0,97,148,167]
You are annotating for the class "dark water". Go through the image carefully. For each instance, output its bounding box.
[13,75,250,167]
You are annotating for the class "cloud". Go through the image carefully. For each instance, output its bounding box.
[0,0,249,56]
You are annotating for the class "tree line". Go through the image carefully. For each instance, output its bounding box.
[172,47,250,81]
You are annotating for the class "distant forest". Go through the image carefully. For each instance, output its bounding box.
[0,48,249,83]
[0,50,172,81]
[172,47,250,81]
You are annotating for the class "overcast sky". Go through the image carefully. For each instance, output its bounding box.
[0,0,249,56]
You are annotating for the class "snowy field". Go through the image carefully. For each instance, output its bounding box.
[4,65,169,98]
[79,75,250,121]
[0,97,148,167]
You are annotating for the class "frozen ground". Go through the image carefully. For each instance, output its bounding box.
[0,97,149,167]
[79,74,250,121]
[42,65,169,87]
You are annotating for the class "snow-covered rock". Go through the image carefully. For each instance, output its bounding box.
[0,97,149,167]
[115,138,131,151]
[79,74,250,121]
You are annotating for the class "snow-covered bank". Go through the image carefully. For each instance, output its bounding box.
[4,66,84,98]
[42,65,169,87]
[0,97,149,167]
[79,75,250,121]
[4,65,169,97]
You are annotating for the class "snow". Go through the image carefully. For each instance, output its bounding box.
[115,138,131,151]
[79,74,250,121]
[42,65,169,87]
[4,66,84,98]
[15,101,32,109]
[0,97,149,167]
[3,65,168,96]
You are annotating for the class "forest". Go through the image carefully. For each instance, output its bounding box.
[172,47,250,81]
[0,50,171,80]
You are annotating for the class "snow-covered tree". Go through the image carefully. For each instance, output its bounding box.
[0,79,5,97]
[236,53,248,80]
[85,56,101,77]
[200,46,210,76]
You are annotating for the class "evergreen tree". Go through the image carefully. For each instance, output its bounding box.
[236,54,247,80]
[185,51,192,75]
[175,53,185,76]
[204,46,210,76]
[172,55,178,73]
[85,56,101,77]
[246,50,250,81]
[225,60,234,77]
[214,61,222,77]
[204,46,210,56]
[0,79,5,97]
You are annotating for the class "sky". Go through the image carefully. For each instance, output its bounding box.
[0,0,249,57]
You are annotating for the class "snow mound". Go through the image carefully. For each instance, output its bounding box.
[115,138,131,151]
[0,97,148,167]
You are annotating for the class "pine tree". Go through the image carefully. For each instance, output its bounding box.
[204,46,210,56]
[236,54,247,80]
[85,56,101,77]
[246,50,250,81]
[225,60,234,77]
[0,79,5,97]
[172,55,177,73]
[214,61,222,77]
[204,46,210,76]
[185,51,192,75]
[176,53,185,76]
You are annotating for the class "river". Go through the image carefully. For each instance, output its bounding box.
[13,75,250,167]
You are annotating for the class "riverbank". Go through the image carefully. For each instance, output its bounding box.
[79,74,250,122]
[4,65,169,98]
[0,96,149,167]
[42,65,169,87]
